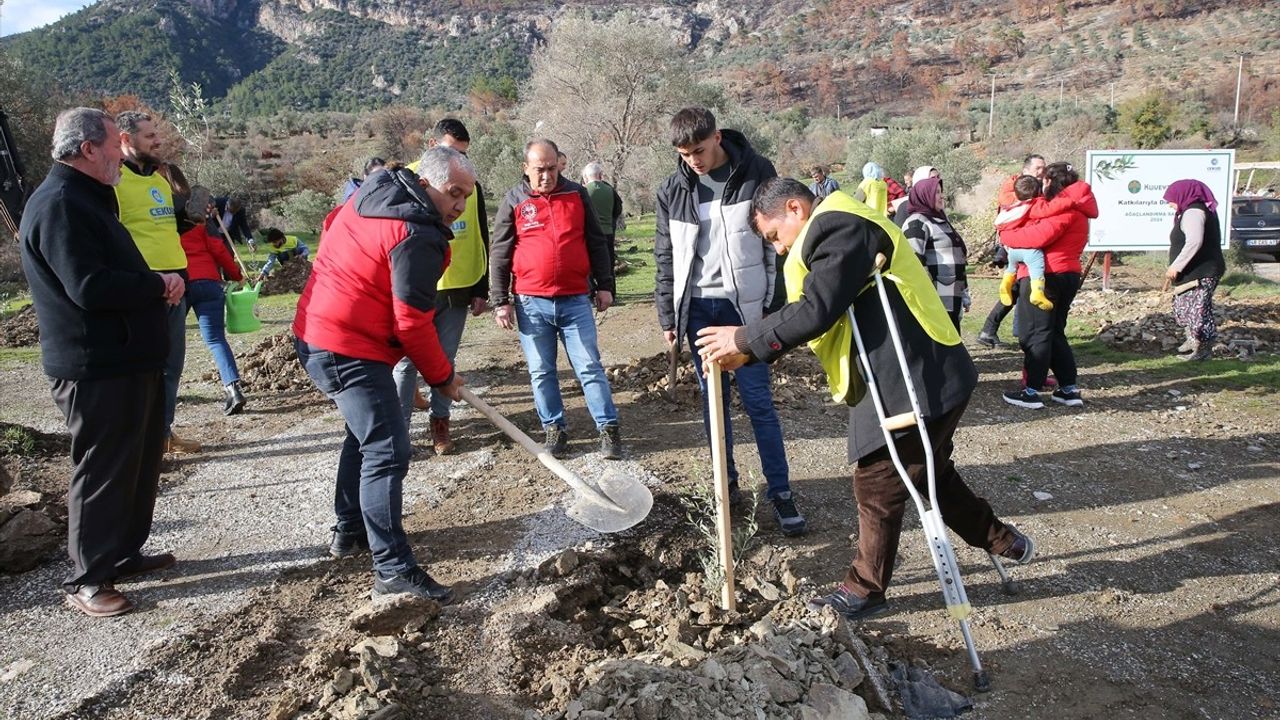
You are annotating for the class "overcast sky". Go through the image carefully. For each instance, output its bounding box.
[2,0,98,37]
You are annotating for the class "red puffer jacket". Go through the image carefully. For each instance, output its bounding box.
[180,224,243,282]
[292,168,454,386]
[1001,181,1098,276]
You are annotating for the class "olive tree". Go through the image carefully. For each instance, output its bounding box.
[522,13,705,192]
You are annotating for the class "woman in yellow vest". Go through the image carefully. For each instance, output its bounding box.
[695,178,1033,622]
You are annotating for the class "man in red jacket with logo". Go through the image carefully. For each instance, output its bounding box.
[293,146,473,603]
[490,139,622,460]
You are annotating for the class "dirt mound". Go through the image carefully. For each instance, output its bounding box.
[0,305,39,347]
[607,351,830,409]
[1072,289,1278,358]
[259,260,312,296]
[0,423,72,573]
[236,332,322,394]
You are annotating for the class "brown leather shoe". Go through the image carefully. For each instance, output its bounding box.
[413,387,429,411]
[65,584,135,617]
[165,431,202,454]
[116,553,177,582]
[430,416,455,455]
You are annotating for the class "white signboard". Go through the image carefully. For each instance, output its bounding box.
[1085,149,1233,252]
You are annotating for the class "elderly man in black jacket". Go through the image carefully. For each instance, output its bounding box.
[19,108,184,617]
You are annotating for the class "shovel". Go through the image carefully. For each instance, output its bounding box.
[458,388,652,533]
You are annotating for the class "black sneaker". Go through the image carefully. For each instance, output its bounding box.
[998,527,1036,565]
[329,525,369,559]
[600,425,622,460]
[372,566,455,604]
[772,491,807,537]
[807,585,889,621]
[544,425,569,459]
[1002,388,1044,409]
[976,331,1002,348]
[1051,388,1084,407]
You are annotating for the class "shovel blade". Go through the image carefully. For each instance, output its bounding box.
[565,469,653,533]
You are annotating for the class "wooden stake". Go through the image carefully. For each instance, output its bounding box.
[1102,251,1113,291]
[705,359,736,612]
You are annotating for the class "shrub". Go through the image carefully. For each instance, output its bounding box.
[274,190,333,234]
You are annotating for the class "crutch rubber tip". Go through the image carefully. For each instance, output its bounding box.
[1001,579,1020,596]
[974,670,992,693]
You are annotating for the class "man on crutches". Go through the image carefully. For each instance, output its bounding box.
[696,178,1033,644]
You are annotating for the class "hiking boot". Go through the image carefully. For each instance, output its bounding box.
[1051,387,1084,407]
[600,424,622,460]
[807,585,889,621]
[223,380,246,416]
[1176,335,1197,354]
[372,566,454,604]
[1002,388,1044,409]
[998,527,1036,565]
[544,425,569,459]
[772,491,807,537]
[1181,343,1213,362]
[165,431,202,454]
[976,331,1002,349]
[727,484,745,507]
[413,387,429,411]
[329,525,369,559]
[430,416,455,455]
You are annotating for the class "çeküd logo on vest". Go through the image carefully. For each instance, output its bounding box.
[150,187,165,204]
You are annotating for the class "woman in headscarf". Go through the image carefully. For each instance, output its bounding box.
[901,176,968,330]
[1163,179,1225,361]
[893,165,939,226]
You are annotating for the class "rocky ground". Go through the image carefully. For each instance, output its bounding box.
[0,266,1277,720]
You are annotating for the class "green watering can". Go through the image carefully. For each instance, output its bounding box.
[215,211,262,334]
[225,281,262,334]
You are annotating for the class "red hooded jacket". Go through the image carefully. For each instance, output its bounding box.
[999,181,1098,276]
[292,169,454,386]
[180,224,243,283]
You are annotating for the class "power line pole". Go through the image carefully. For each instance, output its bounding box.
[987,74,996,138]
[1233,54,1244,128]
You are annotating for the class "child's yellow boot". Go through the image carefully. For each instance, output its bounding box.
[998,273,1017,306]
[1030,279,1055,311]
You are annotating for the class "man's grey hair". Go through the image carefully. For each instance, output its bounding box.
[115,110,153,136]
[582,162,604,181]
[416,145,477,188]
[50,108,113,161]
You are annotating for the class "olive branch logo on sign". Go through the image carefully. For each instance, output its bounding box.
[1093,155,1138,183]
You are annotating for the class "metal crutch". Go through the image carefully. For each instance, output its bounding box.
[847,253,991,692]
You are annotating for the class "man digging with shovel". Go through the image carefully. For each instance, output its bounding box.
[696,178,1034,620]
[293,146,473,603]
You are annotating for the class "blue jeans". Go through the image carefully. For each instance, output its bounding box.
[685,297,790,499]
[296,340,417,577]
[164,297,187,434]
[185,280,240,386]
[1005,248,1046,281]
[393,301,469,426]
[514,294,618,430]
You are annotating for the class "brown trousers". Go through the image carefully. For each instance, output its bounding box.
[843,399,1015,597]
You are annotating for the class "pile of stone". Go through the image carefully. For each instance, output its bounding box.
[237,332,322,394]
[289,594,444,720]
[0,305,39,348]
[1076,289,1276,358]
[260,260,313,296]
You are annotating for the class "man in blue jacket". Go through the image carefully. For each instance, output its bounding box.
[20,108,185,617]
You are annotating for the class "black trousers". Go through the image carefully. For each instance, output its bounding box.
[50,370,166,590]
[1015,273,1080,389]
[980,293,1015,337]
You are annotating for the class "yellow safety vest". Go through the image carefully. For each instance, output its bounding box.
[783,191,959,404]
[405,159,486,290]
[115,164,186,271]
[857,178,889,216]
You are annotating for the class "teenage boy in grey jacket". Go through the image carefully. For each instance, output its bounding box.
[653,107,805,536]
